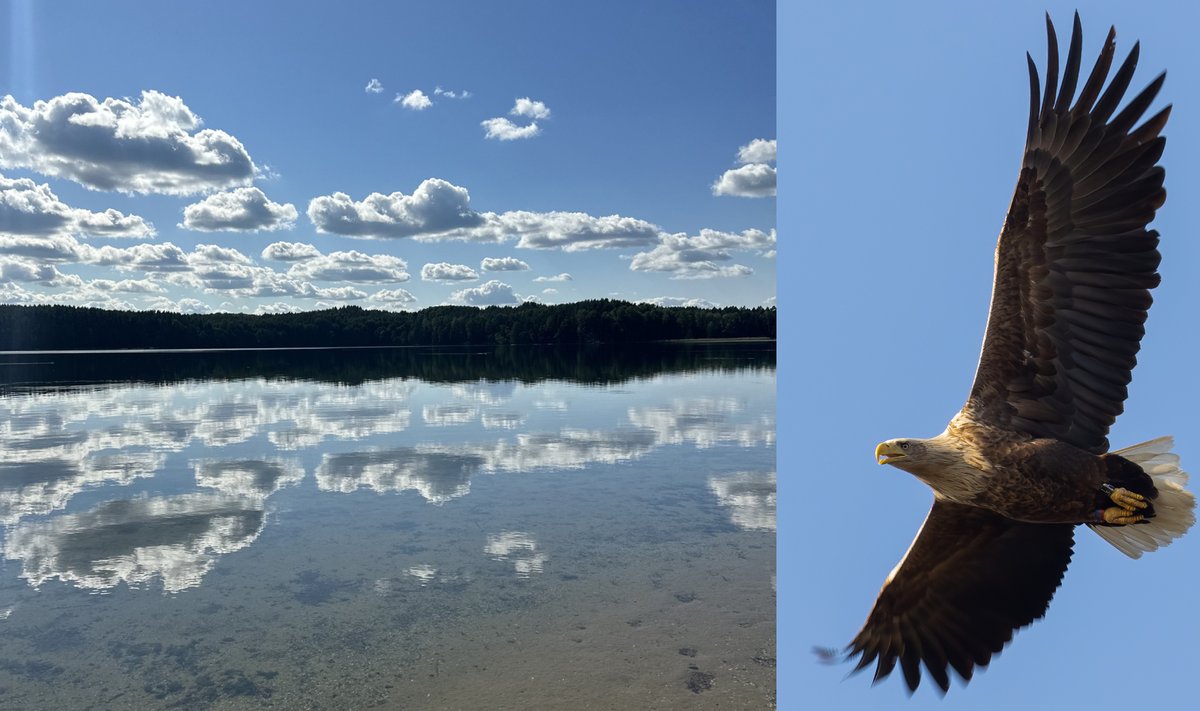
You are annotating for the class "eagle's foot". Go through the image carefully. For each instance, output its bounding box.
[1107,486,1148,511]
[1101,506,1145,525]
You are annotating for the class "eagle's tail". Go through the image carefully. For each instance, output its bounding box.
[1088,436,1196,559]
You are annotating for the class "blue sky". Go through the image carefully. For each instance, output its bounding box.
[782,1,1200,707]
[0,1,775,313]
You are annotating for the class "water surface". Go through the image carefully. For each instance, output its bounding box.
[0,345,775,709]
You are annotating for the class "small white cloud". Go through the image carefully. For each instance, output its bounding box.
[737,138,776,165]
[180,187,298,232]
[712,138,776,198]
[630,228,774,279]
[541,288,558,295]
[433,87,471,99]
[89,277,165,294]
[397,90,432,111]
[421,262,479,282]
[305,285,367,301]
[370,287,418,305]
[640,296,720,309]
[90,241,192,272]
[481,117,540,141]
[481,98,548,141]
[449,211,658,251]
[480,256,529,272]
[287,250,410,283]
[449,279,519,306]
[712,163,776,198]
[510,97,550,120]
[144,296,212,314]
[365,78,384,94]
[532,273,572,283]
[256,302,303,314]
[189,243,253,266]
[261,241,320,262]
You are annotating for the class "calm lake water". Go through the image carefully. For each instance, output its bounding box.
[0,344,775,710]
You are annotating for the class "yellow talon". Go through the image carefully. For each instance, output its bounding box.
[1110,487,1148,511]
[1102,506,1144,525]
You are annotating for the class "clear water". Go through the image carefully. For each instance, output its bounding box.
[0,345,775,709]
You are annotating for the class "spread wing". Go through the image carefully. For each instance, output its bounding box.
[964,13,1169,454]
[847,500,1075,694]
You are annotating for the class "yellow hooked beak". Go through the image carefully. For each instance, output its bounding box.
[876,441,905,466]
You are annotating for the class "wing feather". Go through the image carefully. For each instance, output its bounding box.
[963,13,1168,453]
[847,500,1075,694]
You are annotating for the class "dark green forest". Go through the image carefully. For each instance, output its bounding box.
[0,300,775,351]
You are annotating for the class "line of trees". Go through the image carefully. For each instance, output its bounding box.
[0,300,775,351]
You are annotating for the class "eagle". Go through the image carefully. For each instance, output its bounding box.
[840,13,1196,694]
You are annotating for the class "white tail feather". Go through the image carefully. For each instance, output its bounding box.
[1087,436,1196,559]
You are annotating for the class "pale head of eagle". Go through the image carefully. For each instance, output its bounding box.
[875,434,985,502]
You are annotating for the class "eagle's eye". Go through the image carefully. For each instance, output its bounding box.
[900,442,909,450]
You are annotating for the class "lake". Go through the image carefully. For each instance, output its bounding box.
[0,344,776,709]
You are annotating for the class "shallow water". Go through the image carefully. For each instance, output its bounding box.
[0,345,775,709]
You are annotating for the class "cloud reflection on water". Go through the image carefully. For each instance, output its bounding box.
[5,492,266,593]
[0,369,772,593]
[485,531,547,578]
[707,471,776,531]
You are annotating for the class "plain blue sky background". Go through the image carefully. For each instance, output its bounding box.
[1,1,774,311]
[782,1,1200,707]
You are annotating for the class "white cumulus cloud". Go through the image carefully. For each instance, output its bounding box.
[0,91,256,195]
[481,117,540,141]
[713,138,776,198]
[397,90,432,110]
[307,178,485,239]
[181,187,298,232]
[629,228,774,279]
[0,256,78,285]
[90,241,192,272]
[449,279,519,306]
[433,87,471,99]
[421,262,479,282]
[640,296,720,308]
[1,174,154,239]
[370,287,418,305]
[737,138,776,165]
[287,250,410,283]
[510,97,550,120]
[435,211,658,251]
[189,243,253,266]
[481,98,549,141]
[712,163,776,198]
[480,256,529,272]
[532,273,572,282]
[261,241,320,262]
[89,277,165,294]
[365,78,384,94]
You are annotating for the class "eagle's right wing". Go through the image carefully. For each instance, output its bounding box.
[847,499,1075,693]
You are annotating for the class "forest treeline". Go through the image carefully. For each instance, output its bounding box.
[0,300,775,351]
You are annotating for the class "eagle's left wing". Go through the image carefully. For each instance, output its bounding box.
[963,13,1168,454]
[847,499,1075,693]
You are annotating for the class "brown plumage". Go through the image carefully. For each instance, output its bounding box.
[841,13,1192,694]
